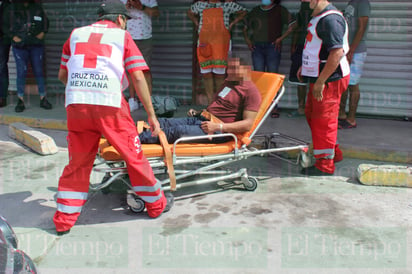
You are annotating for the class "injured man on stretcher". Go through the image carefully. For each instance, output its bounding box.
[139,56,262,144]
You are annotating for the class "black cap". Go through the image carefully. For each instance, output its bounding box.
[97,1,131,19]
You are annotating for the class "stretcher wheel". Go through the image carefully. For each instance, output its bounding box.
[299,150,314,168]
[127,194,146,213]
[243,176,258,191]
[100,174,112,194]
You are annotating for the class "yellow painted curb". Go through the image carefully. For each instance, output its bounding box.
[0,114,67,131]
[357,164,412,187]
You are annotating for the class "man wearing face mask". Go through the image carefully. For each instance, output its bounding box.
[297,0,350,176]
[243,0,292,74]
[54,1,173,235]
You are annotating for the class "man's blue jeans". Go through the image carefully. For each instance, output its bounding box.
[139,117,206,144]
[0,39,11,99]
[252,42,281,73]
[12,45,46,97]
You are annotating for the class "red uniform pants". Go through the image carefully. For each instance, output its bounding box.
[53,98,166,232]
[305,75,350,174]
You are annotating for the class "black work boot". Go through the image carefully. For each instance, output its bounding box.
[301,166,333,176]
[15,98,25,113]
[40,97,52,110]
[163,192,174,213]
[56,229,71,236]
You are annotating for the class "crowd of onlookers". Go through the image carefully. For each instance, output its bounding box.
[0,0,370,130]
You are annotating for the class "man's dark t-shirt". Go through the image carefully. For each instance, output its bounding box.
[305,4,347,83]
[207,80,262,123]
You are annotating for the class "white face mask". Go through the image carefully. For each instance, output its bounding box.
[261,0,272,6]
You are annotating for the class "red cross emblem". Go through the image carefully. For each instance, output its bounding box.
[74,33,112,68]
[304,23,313,50]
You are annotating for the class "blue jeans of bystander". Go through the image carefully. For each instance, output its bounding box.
[252,42,281,73]
[12,45,46,97]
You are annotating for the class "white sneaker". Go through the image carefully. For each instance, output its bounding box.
[129,98,139,112]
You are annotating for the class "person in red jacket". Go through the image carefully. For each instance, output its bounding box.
[298,0,350,176]
[54,1,173,235]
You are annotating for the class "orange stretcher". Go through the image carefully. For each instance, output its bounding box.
[91,71,309,213]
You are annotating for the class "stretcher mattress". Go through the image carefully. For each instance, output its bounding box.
[99,71,285,161]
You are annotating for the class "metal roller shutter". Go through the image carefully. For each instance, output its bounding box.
[8,0,411,118]
[42,0,103,96]
[152,0,194,104]
[357,0,412,118]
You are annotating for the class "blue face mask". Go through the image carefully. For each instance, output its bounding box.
[261,0,272,5]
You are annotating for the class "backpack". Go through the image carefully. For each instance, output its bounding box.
[151,95,180,118]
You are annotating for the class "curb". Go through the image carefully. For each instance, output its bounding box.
[0,114,67,131]
[341,146,411,165]
[1,114,410,164]
[8,122,59,155]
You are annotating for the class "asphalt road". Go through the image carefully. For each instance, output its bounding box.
[0,124,411,273]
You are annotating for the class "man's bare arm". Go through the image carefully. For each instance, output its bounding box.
[58,68,68,85]
[130,70,160,135]
[200,110,257,134]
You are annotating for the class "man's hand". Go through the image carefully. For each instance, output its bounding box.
[36,32,45,40]
[187,108,199,117]
[274,38,282,50]
[127,0,143,10]
[297,66,303,82]
[346,50,354,64]
[200,121,219,134]
[13,36,22,43]
[312,80,325,101]
[247,42,255,51]
[148,116,161,137]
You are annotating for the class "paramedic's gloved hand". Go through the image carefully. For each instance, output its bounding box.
[148,116,161,136]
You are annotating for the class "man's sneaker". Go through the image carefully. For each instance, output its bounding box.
[129,97,139,112]
[40,97,52,110]
[301,166,333,176]
[163,192,174,213]
[15,99,25,113]
[56,229,70,236]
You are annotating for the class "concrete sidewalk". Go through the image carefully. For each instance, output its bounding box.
[0,94,411,164]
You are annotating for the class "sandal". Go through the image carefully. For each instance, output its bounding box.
[271,110,280,118]
[338,119,357,129]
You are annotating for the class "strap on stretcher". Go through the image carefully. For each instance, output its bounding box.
[158,131,176,191]
[137,121,177,191]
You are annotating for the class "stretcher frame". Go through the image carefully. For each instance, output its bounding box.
[91,71,309,211]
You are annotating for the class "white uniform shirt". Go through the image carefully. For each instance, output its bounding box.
[60,21,148,108]
[302,10,350,78]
